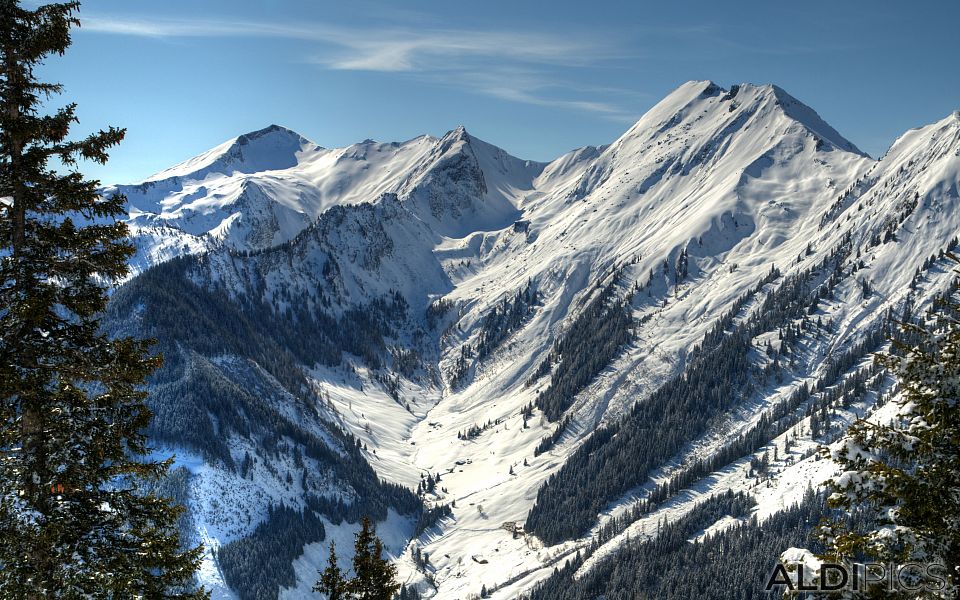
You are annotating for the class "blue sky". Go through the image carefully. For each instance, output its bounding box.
[36,0,960,184]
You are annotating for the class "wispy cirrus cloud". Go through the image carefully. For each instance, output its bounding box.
[81,16,300,39]
[433,66,647,122]
[80,14,641,117]
[81,16,612,69]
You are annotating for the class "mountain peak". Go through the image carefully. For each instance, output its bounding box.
[443,124,471,142]
[143,124,318,183]
[879,107,960,165]
[235,124,311,148]
[621,80,865,158]
[761,85,867,156]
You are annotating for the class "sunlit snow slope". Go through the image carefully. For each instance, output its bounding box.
[108,81,960,600]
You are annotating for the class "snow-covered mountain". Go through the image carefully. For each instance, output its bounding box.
[110,124,544,275]
[107,81,960,599]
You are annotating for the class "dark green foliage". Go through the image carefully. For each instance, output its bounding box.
[339,516,400,600]
[435,281,540,421]
[475,280,539,360]
[425,298,454,330]
[417,472,440,496]
[396,584,422,600]
[810,292,960,596]
[305,486,421,525]
[527,490,829,600]
[217,503,326,600]
[314,541,350,600]
[534,415,571,456]
[106,254,422,513]
[217,491,421,599]
[106,227,424,600]
[675,247,689,284]
[414,503,453,537]
[526,281,754,542]
[532,273,633,421]
[108,254,408,396]
[392,347,421,378]
[656,317,884,545]
[142,348,424,528]
[0,2,203,595]
[600,350,886,548]
[145,466,198,548]
[526,256,880,543]
[457,418,500,441]
[449,343,473,389]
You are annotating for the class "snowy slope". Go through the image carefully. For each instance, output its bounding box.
[109,82,960,599]
[112,124,544,276]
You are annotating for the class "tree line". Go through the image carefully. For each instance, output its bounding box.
[527,237,861,543]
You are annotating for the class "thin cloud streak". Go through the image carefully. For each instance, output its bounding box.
[80,14,643,117]
[435,67,640,120]
[81,16,613,69]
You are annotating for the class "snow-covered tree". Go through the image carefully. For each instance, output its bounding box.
[783,293,960,598]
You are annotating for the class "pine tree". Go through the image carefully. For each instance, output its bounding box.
[314,541,350,600]
[782,295,960,598]
[0,1,204,597]
[348,516,399,600]
[369,538,400,600]
[349,516,376,599]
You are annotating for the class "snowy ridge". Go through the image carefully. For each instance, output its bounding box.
[113,124,544,276]
[108,81,960,599]
[146,124,317,183]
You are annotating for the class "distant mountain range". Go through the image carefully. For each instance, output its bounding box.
[105,80,960,599]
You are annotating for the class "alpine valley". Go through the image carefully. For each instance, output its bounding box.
[104,81,960,599]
